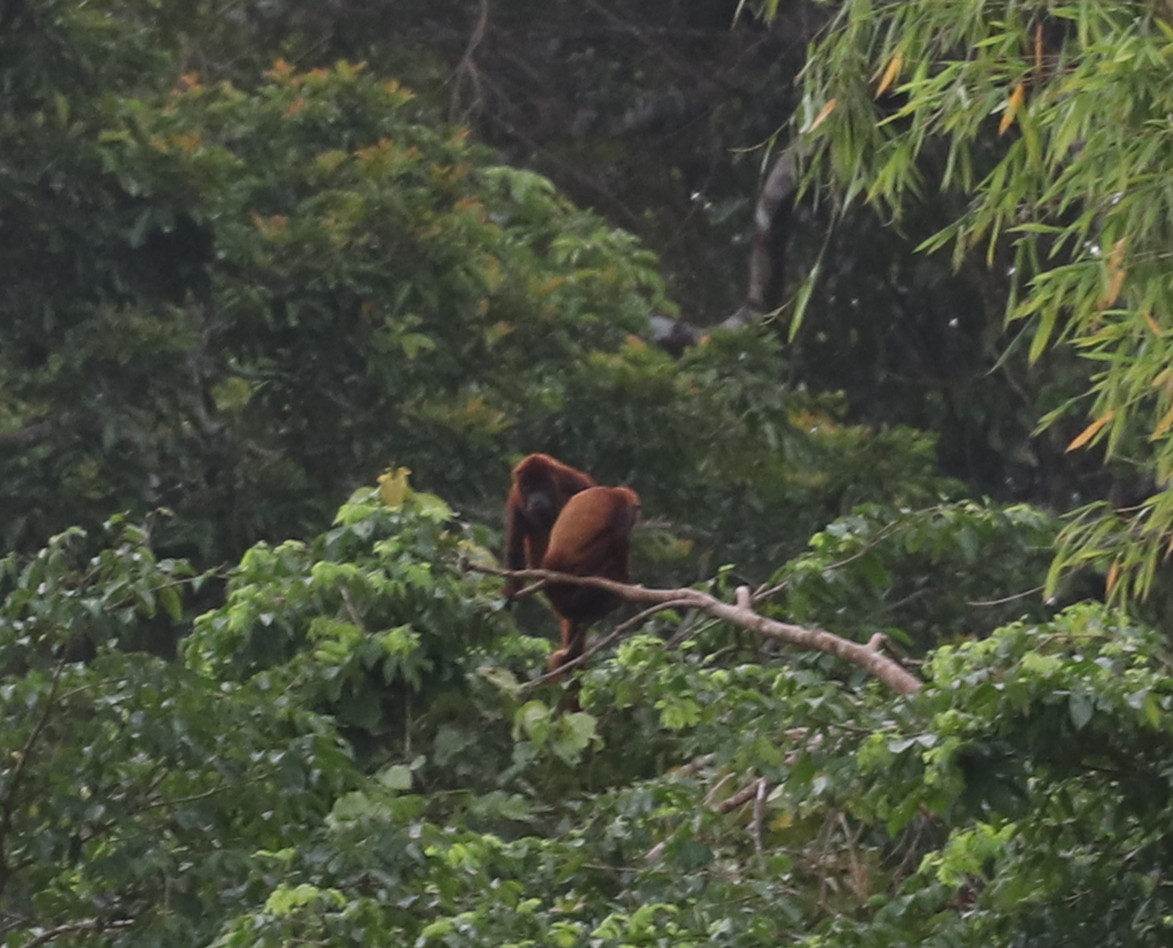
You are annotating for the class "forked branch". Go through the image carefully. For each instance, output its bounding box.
[471,564,923,694]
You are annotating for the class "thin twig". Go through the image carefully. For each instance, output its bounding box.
[0,658,68,892]
[704,772,738,809]
[21,918,135,948]
[665,612,718,649]
[340,586,367,632]
[715,776,769,814]
[750,776,769,853]
[450,0,490,120]
[751,580,789,602]
[508,578,547,601]
[676,753,718,776]
[524,597,697,689]
[967,584,1046,607]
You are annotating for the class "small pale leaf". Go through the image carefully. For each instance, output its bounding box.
[1069,693,1094,730]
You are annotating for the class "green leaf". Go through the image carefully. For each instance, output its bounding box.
[1068,692,1094,730]
[377,764,414,791]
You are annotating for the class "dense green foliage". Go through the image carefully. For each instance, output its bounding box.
[0,520,355,944]
[4,1,1173,946]
[6,495,1173,947]
[3,37,662,554]
[796,0,1173,597]
[1,3,938,573]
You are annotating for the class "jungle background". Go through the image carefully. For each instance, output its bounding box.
[3,0,1173,945]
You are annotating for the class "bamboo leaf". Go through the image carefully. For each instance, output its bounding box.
[1150,404,1173,441]
[999,82,1025,137]
[1105,558,1121,594]
[875,53,902,98]
[788,264,821,340]
[1028,304,1058,363]
[1067,412,1115,452]
[1097,237,1128,310]
[807,98,838,133]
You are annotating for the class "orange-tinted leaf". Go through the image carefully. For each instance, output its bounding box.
[1098,269,1127,310]
[1144,309,1162,335]
[1097,237,1128,310]
[875,54,902,98]
[1105,558,1121,594]
[1066,411,1115,452]
[1151,403,1173,441]
[999,82,1025,137]
[809,98,838,132]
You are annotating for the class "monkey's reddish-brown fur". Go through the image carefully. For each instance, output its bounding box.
[503,454,595,599]
[541,485,640,673]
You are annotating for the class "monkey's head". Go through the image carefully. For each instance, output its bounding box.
[522,481,558,525]
[512,453,592,527]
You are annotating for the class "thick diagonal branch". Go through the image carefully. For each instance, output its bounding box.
[471,564,922,694]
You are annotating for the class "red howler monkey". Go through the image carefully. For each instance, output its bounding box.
[503,454,595,599]
[541,485,640,674]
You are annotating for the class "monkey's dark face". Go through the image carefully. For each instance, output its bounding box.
[522,484,557,526]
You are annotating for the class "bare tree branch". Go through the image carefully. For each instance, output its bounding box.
[744,143,800,317]
[20,918,134,948]
[647,139,807,352]
[750,776,769,852]
[450,0,491,122]
[0,658,68,895]
[0,414,74,451]
[715,775,768,814]
[470,563,923,694]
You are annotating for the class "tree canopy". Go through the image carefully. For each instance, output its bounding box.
[3,1,1173,946]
